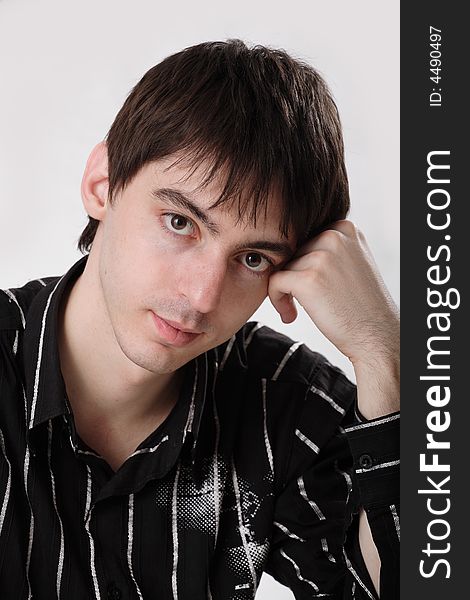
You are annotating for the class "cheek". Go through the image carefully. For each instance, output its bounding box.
[220,279,267,320]
[103,236,173,302]
[121,222,181,277]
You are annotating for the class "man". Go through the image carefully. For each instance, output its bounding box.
[0,40,399,599]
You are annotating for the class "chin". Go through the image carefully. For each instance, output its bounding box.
[111,327,178,374]
[132,349,186,375]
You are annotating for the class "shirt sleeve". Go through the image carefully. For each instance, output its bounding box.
[264,359,400,600]
[343,404,400,599]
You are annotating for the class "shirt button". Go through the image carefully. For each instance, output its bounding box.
[107,583,122,600]
[359,454,374,469]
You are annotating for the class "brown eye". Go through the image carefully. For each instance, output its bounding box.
[242,252,272,273]
[245,253,262,268]
[163,213,194,236]
[171,215,188,230]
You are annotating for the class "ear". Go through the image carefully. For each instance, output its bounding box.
[81,141,110,221]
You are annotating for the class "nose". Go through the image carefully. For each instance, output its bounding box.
[178,254,227,315]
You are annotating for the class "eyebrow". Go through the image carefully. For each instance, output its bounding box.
[150,186,294,261]
[151,187,221,235]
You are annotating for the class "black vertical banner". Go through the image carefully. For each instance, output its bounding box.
[401,3,468,597]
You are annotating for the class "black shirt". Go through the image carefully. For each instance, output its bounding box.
[0,255,399,599]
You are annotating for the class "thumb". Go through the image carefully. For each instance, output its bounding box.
[268,271,298,324]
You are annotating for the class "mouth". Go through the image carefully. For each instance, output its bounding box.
[151,312,202,347]
[159,317,202,334]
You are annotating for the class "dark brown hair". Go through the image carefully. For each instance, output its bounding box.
[77,39,349,254]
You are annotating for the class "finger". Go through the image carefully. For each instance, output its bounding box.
[292,223,352,260]
[327,219,360,238]
[276,294,298,324]
[268,271,299,323]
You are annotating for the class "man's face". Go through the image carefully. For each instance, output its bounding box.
[91,155,296,375]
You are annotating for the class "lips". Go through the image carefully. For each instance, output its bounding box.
[159,317,201,334]
[151,312,201,347]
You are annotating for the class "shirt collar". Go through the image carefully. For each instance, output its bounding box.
[22,255,214,474]
[22,255,88,435]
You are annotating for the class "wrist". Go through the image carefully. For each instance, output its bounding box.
[348,309,400,369]
[353,356,400,420]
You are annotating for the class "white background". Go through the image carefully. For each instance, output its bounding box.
[0,1,399,597]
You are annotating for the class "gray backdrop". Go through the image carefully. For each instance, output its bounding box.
[0,2,399,597]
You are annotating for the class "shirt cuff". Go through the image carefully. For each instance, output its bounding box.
[342,411,400,509]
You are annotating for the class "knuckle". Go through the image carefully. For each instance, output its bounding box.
[321,229,343,248]
[339,219,358,236]
[305,253,329,282]
[340,218,355,229]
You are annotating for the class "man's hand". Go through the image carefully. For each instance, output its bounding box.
[268,219,399,419]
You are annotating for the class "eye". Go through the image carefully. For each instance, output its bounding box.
[241,252,273,273]
[162,213,195,236]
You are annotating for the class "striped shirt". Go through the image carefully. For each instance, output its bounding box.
[0,256,399,599]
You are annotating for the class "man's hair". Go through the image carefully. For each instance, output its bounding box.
[77,39,349,254]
